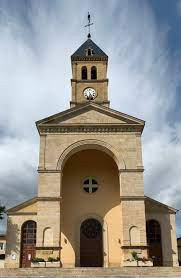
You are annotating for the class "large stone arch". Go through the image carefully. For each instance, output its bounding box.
[56,139,126,171]
[60,139,122,267]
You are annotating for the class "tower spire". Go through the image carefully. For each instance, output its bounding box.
[84,12,93,39]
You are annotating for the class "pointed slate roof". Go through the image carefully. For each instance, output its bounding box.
[71,38,108,61]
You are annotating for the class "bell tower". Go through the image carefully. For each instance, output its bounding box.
[70,15,109,107]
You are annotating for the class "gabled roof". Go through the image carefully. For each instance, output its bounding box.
[6,195,178,218]
[71,39,108,61]
[6,197,37,214]
[145,196,178,213]
[36,102,145,134]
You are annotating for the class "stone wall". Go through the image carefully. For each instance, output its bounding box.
[37,129,146,266]
[5,215,37,268]
[145,200,178,266]
[71,60,108,106]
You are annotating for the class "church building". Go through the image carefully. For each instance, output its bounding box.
[4,31,178,268]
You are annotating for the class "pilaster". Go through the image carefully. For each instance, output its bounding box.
[36,170,62,263]
[38,134,46,170]
[119,169,148,264]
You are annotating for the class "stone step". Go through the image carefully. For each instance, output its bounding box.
[3,267,181,271]
[0,274,181,278]
[0,268,181,278]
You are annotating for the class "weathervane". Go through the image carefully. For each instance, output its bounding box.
[85,12,93,38]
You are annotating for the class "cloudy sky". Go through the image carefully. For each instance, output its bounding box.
[0,0,181,236]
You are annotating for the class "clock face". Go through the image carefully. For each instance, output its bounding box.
[83,87,97,100]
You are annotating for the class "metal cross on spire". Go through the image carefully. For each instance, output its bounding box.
[84,12,93,39]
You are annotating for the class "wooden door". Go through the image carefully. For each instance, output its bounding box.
[146,220,163,266]
[148,242,163,266]
[20,221,36,268]
[80,218,103,267]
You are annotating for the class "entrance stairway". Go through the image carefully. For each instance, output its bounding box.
[0,268,181,278]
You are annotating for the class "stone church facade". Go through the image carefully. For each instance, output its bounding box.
[4,38,178,268]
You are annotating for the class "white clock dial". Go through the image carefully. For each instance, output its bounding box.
[83,87,97,100]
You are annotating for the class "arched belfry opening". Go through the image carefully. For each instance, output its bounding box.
[81,66,87,80]
[91,66,97,79]
[60,147,121,267]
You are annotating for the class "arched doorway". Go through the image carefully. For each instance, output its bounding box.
[146,219,163,266]
[20,220,36,268]
[80,218,103,267]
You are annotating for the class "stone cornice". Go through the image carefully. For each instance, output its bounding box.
[120,196,145,201]
[8,212,37,216]
[39,124,142,134]
[70,101,110,107]
[36,246,62,250]
[119,168,144,173]
[38,169,61,173]
[71,57,108,61]
[37,197,62,202]
[37,168,143,175]
[121,245,148,249]
[71,78,108,83]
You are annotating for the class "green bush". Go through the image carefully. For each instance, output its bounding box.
[31,257,45,263]
[131,251,139,261]
[48,257,60,262]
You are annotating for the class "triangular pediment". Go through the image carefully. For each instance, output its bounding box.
[59,109,126,124]
[7,197,37,215]
[36,103,145,127]
[145,196,177,213]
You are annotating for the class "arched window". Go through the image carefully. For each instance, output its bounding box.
[43,227,53,247]
[91,66,97,80]
[21,221,36,245]
[146,219,163,266]
[82,66,87,80]
[21,220,36,268]
[146,220,161,243]
[129,226,140,245]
